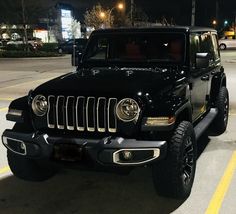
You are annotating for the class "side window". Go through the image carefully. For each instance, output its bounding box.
[200,33,214,56]
[86,38,108,60]
[211,34,220,60]
[190,34,200,66]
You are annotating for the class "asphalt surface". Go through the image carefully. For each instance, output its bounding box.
[0,53,236,214]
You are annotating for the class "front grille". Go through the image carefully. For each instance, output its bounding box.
[47,96,118,133]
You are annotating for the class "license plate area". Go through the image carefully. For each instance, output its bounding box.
[53,143,83,162]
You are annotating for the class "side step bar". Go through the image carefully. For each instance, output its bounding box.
[194,108,218,140]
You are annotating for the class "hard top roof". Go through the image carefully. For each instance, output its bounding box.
[92,26,217,34]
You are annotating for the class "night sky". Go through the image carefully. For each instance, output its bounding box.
[54,0,236,26]
[0,0,235,27]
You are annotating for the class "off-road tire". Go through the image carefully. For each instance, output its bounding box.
[212,87,229,135]
[152,121,197,199]
[8,150,56,182]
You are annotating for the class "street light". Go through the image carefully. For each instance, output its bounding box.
[109,2,124,27]
[118,3,124,10]
[100,11,106,19]
[224,20,228,26]
[99,11,106,28]
[212,19,217,29]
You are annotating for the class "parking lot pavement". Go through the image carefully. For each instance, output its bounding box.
[0,108,12,176]
[0,53,236,213]
[221,169,236,214]
[220,50,236,63]
[175,115,236,214]
[0,115,235,214]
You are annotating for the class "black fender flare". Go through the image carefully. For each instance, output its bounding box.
[210,72,227,106]
[174,101,192,123]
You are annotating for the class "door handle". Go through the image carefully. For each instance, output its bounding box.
[201,75,209,81]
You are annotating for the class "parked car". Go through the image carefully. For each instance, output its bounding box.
[2,26,228,199]
[57,38,88,54]
[219,36,236,50]
[7,37,43,49]
[71,39,88,66]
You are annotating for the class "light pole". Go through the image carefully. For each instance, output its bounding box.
[234,12,236,36]
[109,3,124,27]
[21,0,29,51]
[191,0,196,26]
[131,0,134,26]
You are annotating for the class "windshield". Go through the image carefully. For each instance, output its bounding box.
[83,32,186,64]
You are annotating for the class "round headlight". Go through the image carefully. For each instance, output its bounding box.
[32,95,48,116]
[116,98,140,122]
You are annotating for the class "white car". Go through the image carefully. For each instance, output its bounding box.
[219,37,236,50]
[7,38,43,48]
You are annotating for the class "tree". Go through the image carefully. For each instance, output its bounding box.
[71,19,81,38]
[0,0,57,48]
[0,0,52,25]
[84,4,113,29]
[113,13,131,27]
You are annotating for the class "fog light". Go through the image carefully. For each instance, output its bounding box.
[20,142,26,151]
[122,151,133,160]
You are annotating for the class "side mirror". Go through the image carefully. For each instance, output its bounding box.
[195,53,210,69]
[72,51,83,66]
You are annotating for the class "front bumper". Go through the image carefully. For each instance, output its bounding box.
[2,129,167,167]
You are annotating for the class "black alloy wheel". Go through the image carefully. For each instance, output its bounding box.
[211,87,229,135]
[152,121,197,199]
[182,136,195,185]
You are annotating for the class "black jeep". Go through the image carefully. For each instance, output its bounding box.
[2,27,229,199]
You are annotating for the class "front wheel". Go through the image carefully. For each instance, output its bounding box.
[8,150,57,182]
[152,121,197,199]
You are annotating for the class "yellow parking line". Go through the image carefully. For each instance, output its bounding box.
[0,166,10,174]
[0,98,14,101]
[205,151,236,214]
[0,107,8,112]
[2,79,42,89]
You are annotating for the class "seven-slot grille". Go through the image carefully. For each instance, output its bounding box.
[47,96,118,133]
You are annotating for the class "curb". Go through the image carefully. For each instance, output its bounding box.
[0,55,71,60]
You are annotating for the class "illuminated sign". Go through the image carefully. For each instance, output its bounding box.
[61,9,72,39]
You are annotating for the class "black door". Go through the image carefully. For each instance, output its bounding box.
[189,32,216,121]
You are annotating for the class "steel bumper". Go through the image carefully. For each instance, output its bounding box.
[2,129,167,166]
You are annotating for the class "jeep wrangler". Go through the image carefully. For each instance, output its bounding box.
[2,27,229,199]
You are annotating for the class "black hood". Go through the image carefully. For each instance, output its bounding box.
[34,67,180,98]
